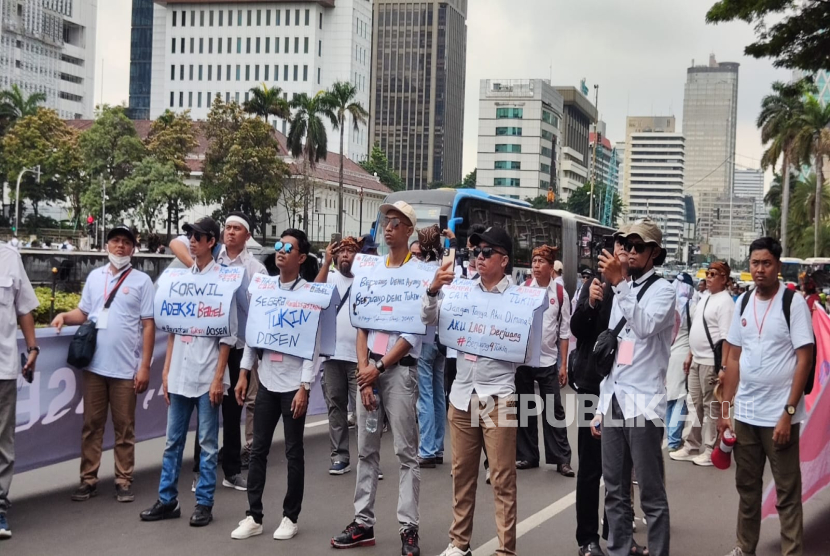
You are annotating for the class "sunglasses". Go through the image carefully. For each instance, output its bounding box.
[706,271,723,278]
[473,246,505,259]
[624,241,650,254]
[187,231,211,242]
[273,241,294,254]
[381,216,403,229]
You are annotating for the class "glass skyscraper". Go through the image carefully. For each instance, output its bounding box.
[128,0,154,120]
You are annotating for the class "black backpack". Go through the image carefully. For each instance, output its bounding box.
[739,288,817,395]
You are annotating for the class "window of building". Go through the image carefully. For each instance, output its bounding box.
[208,65,212,81]
[495,144,521,153]
[235,92,240,103]
[198,91,203,107]
[255,65,260,80]
[256,9,261,26]
[276,10,281,25]
[200,10,204,26]
[189,65,194,80]
[541,180,551,190]
[245,92,250,103]
[541,129,554,141]
[217,64,221,81]
[266,10,271,25]
[227,37,231,53]
[495,127,522,136]
[219,10,223,26]
[318,67,321,84]
[228,10,232,26]
[191,11,196,26]
[295,9,300,25]
[304,37,309,53]
[319,13,323,29]
[493,178,521,187]
[199,38,204,53]
[540,163,551,173]
[198,65,203,80]
[190,37,194,53]
[181,37,185,52]
[284,37,289,53]
[264,65,269,81]
[541,146,553,158]
[209,10,214,26]
[318,40,322,57]
[265,37,270,53]
[303,65,308,81]
[286,9,290,26]
[171,64,175,80]
[170,91,174,107]
[238,10,242,26]
[256,37,261,53]
[276,36,280,53]
[180,65,184,80]
[226,92,230,102]
[208,38,213,53]
[494,161,521,170]
[247,10,252,26]
[275,65,279,81]
[294,37,299,53]
[496,107,523,119]
[246,37,251,53]
[245,65,250,80]
[305,9,310,25]
[173,11,177,26]
[237,37,242,53]
[179,91,184,107]
[284,65,289,81]
[226,65,231,80]
[236,65,241,80]
[181,10,186,27]
[293,65,298,81]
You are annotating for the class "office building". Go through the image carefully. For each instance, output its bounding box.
[0,0,98,119]
[682,54,739,243]
[476,79,562,201]
[624,116,685,258]
[734,168,765,235]
[128,0,154,120]
[370,0,467,189]
[554,86,597,201]
[588,120,618,190]
[710,195,756,262]
[150,0,373,161]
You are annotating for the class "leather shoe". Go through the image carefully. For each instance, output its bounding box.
[189,504,213,527]
[558,463,575,477]
[515,460,538,470]
[418,457,437,468]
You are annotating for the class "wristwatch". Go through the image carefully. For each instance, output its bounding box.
[27,346,40,355]
[785,404,796,416]
[373,359,386,374]
[426,286,438,298]
[301,382,311,392]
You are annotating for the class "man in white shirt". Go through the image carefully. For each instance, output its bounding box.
[553,260,565,288]
[316,236,362,475]
[671,260,734,465]
[52,225,156,504]
[140,217,235,528]
[60,237,76,251]
[516,245,574,477]
[231,229,317,542]
[0,243,39,540]
[422,226,520,556]
[593,218,675,556]
[719,237,813,556]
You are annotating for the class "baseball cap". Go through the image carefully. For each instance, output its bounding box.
[183,217,221,242]
[107,224,137,245]
[379,200,418,228]
[619,217,667,265]
[469,226,512,259]
[581,268,594,279]
[553,260,564,273]
[360,233,379,253]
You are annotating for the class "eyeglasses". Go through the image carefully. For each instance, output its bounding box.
[273,241,294,254]
[473,246,504,259]
[187,231,207,242]
[381,217,402,229]
[624,241,649,254]
[706,271,723,278]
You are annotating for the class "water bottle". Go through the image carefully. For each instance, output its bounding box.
[365,389,379,433]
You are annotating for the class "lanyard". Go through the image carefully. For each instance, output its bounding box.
[104,266,130,300]
[385,253,411,267]
[281,276,301,291]
[752,292,774,337]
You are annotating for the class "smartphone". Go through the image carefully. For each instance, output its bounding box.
[331,233,342,244]
[439,215,448,232]
[602,234,615,252]
[21,353,33,383]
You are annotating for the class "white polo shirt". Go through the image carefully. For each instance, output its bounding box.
[727,285,813,426]
[0,245,39,380]
[78,264,155,380]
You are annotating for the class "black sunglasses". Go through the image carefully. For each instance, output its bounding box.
[473,246,505,259]
[624,241,650,254]
[187,231,210,242]
[381,217,402,229]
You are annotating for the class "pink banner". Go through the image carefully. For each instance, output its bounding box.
[761,309,830,519]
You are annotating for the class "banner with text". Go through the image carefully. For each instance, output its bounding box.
[246,276,338,360]
[349,254,436,335]
[154,264,244,336]
[438,280,548,365]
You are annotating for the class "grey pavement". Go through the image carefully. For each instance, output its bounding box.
[2,391,829,556]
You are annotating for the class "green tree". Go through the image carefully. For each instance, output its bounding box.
[0,84,46,132]
[706,0,830,72]
[566,182,623,226]
[525,195,565,210]
[326,81,369,235]
[786,173,830,257]
[119,158,198,233]
[463,169,477,188]
[360,142,404,191]
[789,95,830,256]
[243,84,290,122]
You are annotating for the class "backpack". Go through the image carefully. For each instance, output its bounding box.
[739,288,817,395]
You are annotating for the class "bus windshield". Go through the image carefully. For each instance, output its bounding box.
[780,262,802,283]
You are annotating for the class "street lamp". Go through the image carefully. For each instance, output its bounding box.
[14,165,41,233]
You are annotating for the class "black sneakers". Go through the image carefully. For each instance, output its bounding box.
[578,541,607,556]
[116,484,135,503]
[331,521,376,549]
[401,527,420,556]
[71,483,97,502]
[140,499,181,521]
[189,504,213,527]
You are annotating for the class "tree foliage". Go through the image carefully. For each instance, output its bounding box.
[706,0,830,72]
[243,84,290,122]
[145,110,198,176]
[119,158,198,232]
[0,84,46,135]
[566,182,623,226]
[360,142,404,192]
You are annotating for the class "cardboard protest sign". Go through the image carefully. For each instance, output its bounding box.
[246,276,338,360]
[349,254,436,336]
[154,264,244,337]
[438,279,548,365]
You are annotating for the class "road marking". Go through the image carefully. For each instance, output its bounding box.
[305,419,329,428]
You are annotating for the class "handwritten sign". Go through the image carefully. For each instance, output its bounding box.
[349,254,436,335]
[154,265,245,337]
[438,279,548,365]
[246,276,338,360]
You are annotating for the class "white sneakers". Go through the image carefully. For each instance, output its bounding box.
[273,516,299,540]
[231,516,263,539]
[693,449,714,467]
[669,445,698,462]
[438,542,473,556]
[724,548,754,556]
[232,516,298,540]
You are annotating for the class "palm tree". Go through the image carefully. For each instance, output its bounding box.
[757,81,810,256]
[243,84,290,123]
[287,92,335,233]
[326,82,368,235]
[0,84,46,121]
[787,173,830,257]
[790,94,830,257]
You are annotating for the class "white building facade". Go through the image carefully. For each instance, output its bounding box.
[150,0,372,161]
[734,168,766,236]
[476,79,563,201]
[0,0,97,119]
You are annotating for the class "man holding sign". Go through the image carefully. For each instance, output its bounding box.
[331,201,424,556]
[141,217,238,528]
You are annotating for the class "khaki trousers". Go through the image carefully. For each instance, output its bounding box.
[448,395,518,556]
[734,419,803,556]
[80,371,136,488]
[687,362,718,451]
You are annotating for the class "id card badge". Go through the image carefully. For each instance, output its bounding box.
[96,309,110,330]
[372,332,390,355]
[180,335,193,344]
[617,339,635,366]
[269,352,284,363]
[464,353,478,362]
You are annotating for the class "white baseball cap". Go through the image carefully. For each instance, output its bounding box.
[379,200,417,228]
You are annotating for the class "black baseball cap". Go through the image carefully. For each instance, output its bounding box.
[107,225,137,245]
[470,226,512,259]
[581,268,594,278]
[183,217,221,241]
[360,233,379,253]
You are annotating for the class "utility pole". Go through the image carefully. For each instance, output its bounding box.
[15,165,41,234]
[101,177,106,247]
[589,84,599,219]
[359,186,365,234]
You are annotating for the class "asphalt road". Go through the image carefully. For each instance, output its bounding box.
[4,391,829,556]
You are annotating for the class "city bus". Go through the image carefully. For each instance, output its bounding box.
[372,188,615,294]
[781,257,806,284]
[804,257,830,273]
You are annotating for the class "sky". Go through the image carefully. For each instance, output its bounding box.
[96,0,790,188]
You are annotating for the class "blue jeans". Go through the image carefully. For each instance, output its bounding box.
[665,398,687,449]
[159,393,220,507]
[417,342,446,459]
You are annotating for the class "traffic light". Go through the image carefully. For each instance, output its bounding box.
[87,215,95,237]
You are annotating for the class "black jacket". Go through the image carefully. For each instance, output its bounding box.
[569,279,615,395]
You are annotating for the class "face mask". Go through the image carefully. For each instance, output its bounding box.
[108,253,132,269]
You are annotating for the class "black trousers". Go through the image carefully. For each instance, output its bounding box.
[193,348,245,478]
[575,397,603,546]
[515,365,571,465]
[247,386,306,524]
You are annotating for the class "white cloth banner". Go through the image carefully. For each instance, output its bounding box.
[438,279,548,365]
[246,275,338,360]
[154,264,245,336]
[349,254,436,335]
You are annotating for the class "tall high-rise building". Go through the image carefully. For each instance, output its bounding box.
[682,54,739,245]
[554,86,597,202]
[588,120,618,191]
[0,0,98,119]
[624,116,685,257]
[476,79,562,201]
[370,0,467,190]
[128,0,154,120]
[150,0,373,161]
[734,167,766,235]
